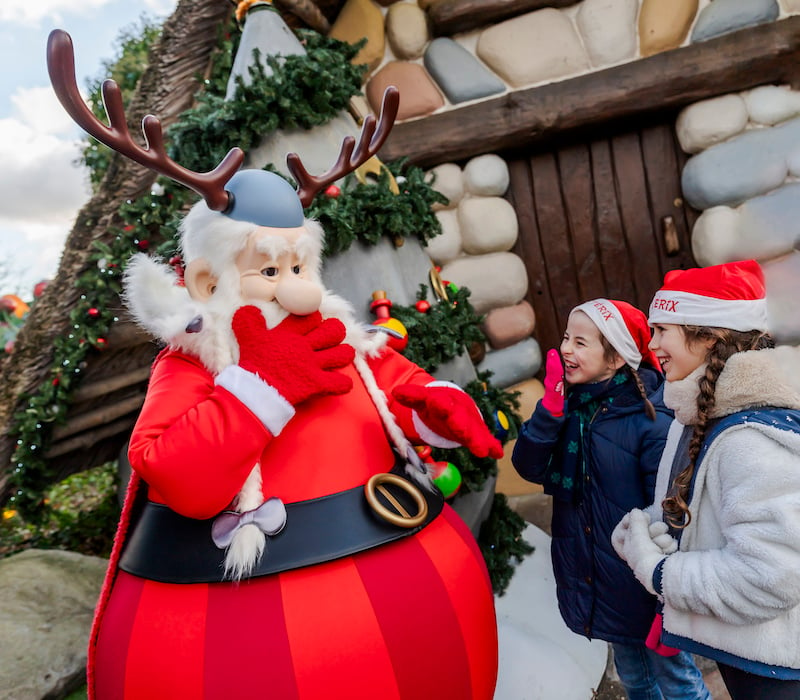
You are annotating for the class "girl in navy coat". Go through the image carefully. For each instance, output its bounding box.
[512,299,709,700]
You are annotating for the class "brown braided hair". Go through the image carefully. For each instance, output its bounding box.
[597,335,657,421]
[661,326,774,529]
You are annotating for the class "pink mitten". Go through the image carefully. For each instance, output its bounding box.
[541,349,565,416]
[233,306,354,406]
[646,613,680,657]
[392,383,504,460]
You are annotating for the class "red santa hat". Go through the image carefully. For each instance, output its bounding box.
[649,259,768,332]
[572,298,661,371]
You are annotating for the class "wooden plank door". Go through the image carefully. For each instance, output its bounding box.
[507,115,699,357]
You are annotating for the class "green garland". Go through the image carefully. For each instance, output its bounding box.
[168,31,366,171]
[6,15,531,595]
[307,163,447,257]
[392,285,486,373]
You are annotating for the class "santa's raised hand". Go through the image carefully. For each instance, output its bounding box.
[215,306,354,437]
[392,382,503,459]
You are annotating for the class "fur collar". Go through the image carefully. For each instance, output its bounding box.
[663,347,800,425]
[123,253,387,375]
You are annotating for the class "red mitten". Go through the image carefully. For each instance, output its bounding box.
[541,349,565,416]
[233,306,354,406]
[392,383,504,460]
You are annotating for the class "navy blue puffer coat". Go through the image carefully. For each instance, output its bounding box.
[511,365,672,644]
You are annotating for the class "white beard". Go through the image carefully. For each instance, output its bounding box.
[123,254,387,377]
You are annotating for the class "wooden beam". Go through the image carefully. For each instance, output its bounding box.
[106,320,150,350]
[44,416,138,459]
[50,393,146,442]
[428,0,577,36]
[380,17,800,168]
[71,366,152,402]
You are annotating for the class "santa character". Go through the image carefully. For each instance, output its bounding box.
[46,30,502,700]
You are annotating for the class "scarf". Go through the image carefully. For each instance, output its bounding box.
[544,369,631,504]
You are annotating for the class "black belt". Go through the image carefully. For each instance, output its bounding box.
[119,463,443,584]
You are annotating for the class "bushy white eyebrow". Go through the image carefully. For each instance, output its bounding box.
[254,235,291,260]
[294,232,322,265]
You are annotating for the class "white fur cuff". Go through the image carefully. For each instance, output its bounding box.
[411,380,463,449]
[215,365,295,435]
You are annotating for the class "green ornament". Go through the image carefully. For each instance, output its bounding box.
[432,461,462,499]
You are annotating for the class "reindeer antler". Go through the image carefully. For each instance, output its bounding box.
[46,29,244,212]
[286,86,400,208]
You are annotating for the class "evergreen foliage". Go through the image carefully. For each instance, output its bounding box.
[168,32,366,171]
[391,285,486,372]
[307,162,447,257]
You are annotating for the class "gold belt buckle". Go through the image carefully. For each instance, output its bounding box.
[364,473,428,528]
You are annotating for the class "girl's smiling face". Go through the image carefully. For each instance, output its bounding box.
[560,310,624,386]
[648,323,710,381]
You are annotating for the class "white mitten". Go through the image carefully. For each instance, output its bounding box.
[611,512,631,560]
[622,509,666,595]
[648,520,678,555]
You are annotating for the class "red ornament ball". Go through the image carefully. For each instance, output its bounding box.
[415,300,431,313]
[324,184,341,198]
[33,279,50,298]
[95,338,108,349]
[87,307,100,318]
[137,239,150,251]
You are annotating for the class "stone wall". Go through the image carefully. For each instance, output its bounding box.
[677,86,800,344]
[329,0,797,121]
[425,155,541,388]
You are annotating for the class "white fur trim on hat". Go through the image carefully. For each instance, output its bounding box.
[573,299,642,369]
[649,290,768,332]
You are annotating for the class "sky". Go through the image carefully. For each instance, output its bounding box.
[0,0,177,296]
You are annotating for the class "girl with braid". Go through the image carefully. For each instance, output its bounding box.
[513,299,710,699]
[613,260,800,700]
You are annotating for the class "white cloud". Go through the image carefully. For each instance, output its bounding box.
[0,86,91,225]
[10,86,77,135]
[0,0,111,26]
[0,0,176,26]
[0,223,66,294]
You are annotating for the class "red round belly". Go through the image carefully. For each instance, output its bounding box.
[92,506,498,699]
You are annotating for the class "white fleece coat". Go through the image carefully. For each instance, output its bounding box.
[652,347,800,671]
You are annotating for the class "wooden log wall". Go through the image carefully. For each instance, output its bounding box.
[428,0,578,36]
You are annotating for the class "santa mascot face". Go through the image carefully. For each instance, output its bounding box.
[180,169,327,330]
